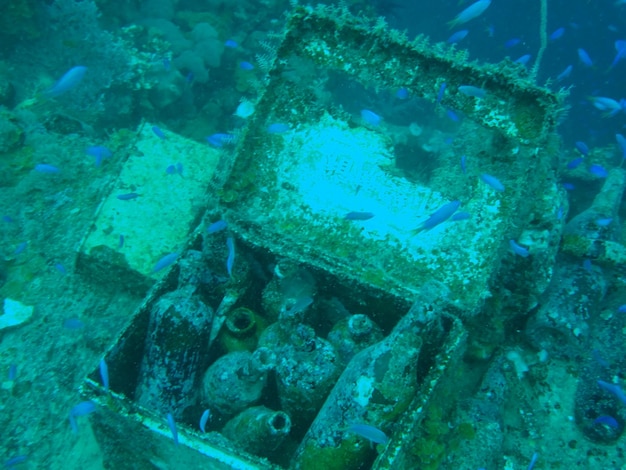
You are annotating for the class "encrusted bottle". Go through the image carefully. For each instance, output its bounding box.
[201,346,276,417]
[259,322,340,425]
[222,406,292,458]
[292,301,428,470]
[134,285,213,419]
[525,259,606,359]
[563,168,626,264]
[327,314,383,366]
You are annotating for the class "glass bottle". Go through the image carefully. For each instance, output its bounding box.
[222,406,292,458]
[201,346,276,417]
[291,302,426,470]
[563,168,626,264]
[134,285,213,419]
[259,322,341,425]
[327,313,383,366]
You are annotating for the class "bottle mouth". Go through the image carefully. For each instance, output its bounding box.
[252,347,276,372]
[348,314,374,338]
[226,307,256,336]
[268,411,291,436]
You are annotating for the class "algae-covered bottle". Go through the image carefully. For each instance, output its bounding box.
[563,168,626,263]
[222,406,292,458]
[259,322,340,425]
[525,260,607,358]
[135,285,213,419]
[327,313,384,366]
[201,346,276,417]
[134,250,219,419]
[292,302,427,470]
